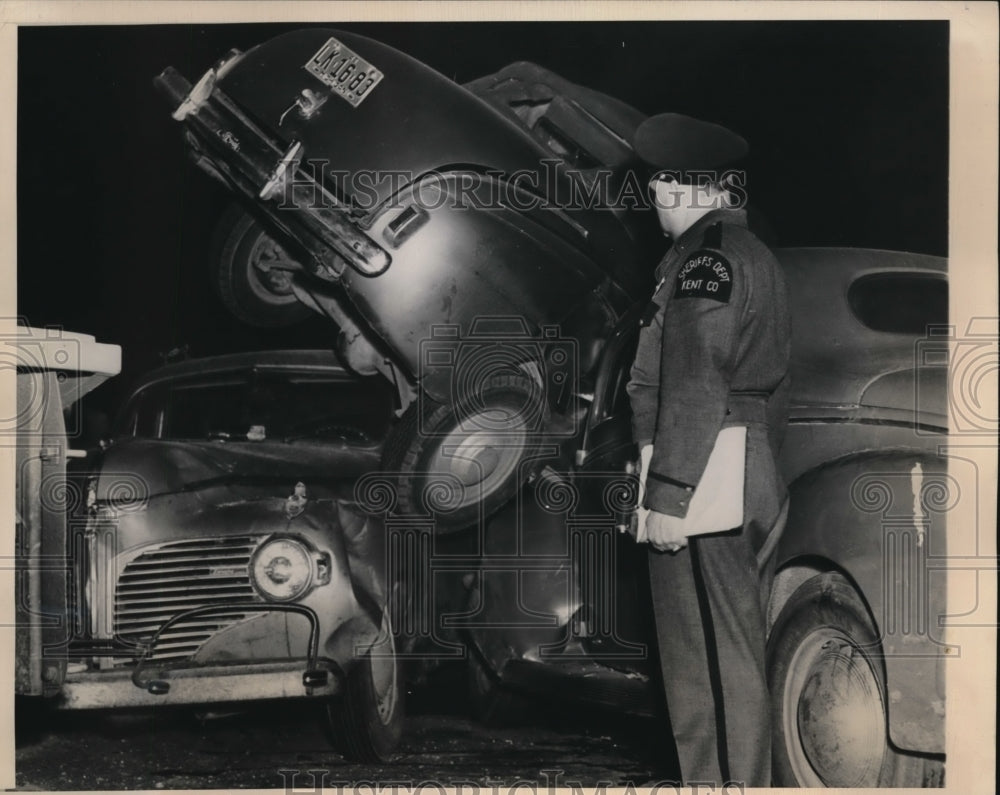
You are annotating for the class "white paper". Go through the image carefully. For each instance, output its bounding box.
[681,425,746,536]
[637,426,746,538]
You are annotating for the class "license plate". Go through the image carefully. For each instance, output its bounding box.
[304,37,384,107]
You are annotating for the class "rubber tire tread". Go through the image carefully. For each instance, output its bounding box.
[327,650,404,763]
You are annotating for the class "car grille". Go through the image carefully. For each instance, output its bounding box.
[112,536,265,666]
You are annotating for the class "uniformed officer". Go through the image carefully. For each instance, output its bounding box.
[626,113,791,787]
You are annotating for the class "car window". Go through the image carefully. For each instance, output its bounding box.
[848,273,947,334]
[163,377,249,439]
[119,370,395,442]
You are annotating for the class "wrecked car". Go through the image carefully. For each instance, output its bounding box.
[156,29,950,786]
[155,28,662,532]
[15,346,403,762]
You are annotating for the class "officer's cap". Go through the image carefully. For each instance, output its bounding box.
[633,113,748,172]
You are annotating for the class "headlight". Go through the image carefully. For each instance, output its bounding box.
[250,538,314,602]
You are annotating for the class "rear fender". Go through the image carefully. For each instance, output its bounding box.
[774,450,951,754]
[349,173,612,405]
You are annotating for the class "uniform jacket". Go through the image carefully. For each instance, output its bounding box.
[627,208,791,536]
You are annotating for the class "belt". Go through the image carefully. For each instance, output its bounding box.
[726,391,770,424]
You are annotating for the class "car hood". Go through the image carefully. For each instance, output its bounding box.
[93,438,381,503]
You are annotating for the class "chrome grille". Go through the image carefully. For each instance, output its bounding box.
[113,536,265,666]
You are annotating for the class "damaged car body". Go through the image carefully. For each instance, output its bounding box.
[154,29,663,532]
[15,346,404,762]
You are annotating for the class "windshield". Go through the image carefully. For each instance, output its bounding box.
[117,368,395,443]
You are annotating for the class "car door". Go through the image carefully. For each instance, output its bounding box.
[570,308,655,673]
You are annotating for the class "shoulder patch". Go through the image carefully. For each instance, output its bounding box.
[674,249,733,303]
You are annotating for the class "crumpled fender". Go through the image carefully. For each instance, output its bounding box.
[185,497,389,675]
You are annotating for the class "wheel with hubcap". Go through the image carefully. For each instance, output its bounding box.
[381,373,547,533]
[211,205,312,327]
[767,571,942,787]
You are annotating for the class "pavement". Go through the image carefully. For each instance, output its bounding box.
[14,667,680,790]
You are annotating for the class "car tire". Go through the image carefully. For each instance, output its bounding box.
[381,373,547,533]
[211,205,312,327]
[767,572,943,787]
[466,648,531,727]
[326,613,404,763]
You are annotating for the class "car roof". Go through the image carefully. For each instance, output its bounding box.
[775,246,946,275]
[775,247,947,412]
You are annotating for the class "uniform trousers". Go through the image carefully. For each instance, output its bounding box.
[647,423,783,787]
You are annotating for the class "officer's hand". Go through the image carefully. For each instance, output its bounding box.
[633,444,654,543]
[646,510,689,553]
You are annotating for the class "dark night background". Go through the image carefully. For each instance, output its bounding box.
[16,21,948,426]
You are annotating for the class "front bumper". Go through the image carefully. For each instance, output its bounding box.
[65,563,348,710]
[57,660,340,709]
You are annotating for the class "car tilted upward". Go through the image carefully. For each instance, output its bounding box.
[156,28,662,533]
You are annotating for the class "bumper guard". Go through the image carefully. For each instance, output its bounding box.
[129,603,329,697]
